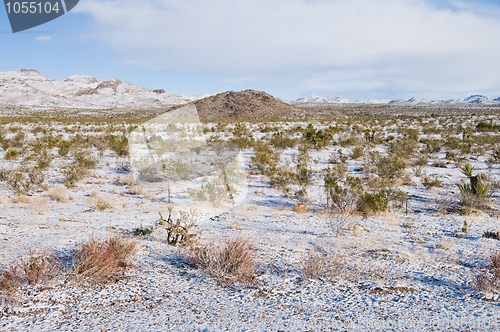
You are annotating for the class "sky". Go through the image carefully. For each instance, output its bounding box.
[1,0,500,101]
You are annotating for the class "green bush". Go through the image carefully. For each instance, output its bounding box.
[4,148,19,160]
[357,191,389,215]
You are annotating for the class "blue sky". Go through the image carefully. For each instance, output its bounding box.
[2,0,500,101]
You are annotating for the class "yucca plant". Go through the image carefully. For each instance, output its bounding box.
[459,163,477,178]
[475,183,491,199]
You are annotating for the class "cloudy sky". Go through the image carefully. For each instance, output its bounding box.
[1,0,500,101]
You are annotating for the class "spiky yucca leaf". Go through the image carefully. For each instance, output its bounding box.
[475,183,490,198]
[460,164,476,178]
[456,182,472,194]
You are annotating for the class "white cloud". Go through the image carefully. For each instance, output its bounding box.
[75,0,500,99]
[36,36,52,42]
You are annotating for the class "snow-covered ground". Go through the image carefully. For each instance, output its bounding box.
[1,113,500,331]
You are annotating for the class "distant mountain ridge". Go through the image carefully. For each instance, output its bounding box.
[0,69,198,109]
[291,94,500,105]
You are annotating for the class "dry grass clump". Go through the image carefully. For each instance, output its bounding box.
[185,236,259,285]
[301,251,354,282]
[48,185,69,202]
[31,196,49,213]
[12,193,30,204]
[19,252,62,285]
[87,192,114,210]
[128,184,145,196]
[0,252,62,300]
[119,173,136,186]
[0,196,9,204]
[72,236,138,284]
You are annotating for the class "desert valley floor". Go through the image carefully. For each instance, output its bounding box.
[0,106,500,331]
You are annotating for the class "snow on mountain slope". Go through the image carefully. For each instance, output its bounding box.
[292,96,357,104]
[0,69,191,109]
[292,94,500,105]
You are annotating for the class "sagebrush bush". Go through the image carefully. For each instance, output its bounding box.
[186,236,258,285]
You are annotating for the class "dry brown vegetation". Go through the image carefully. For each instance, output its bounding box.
[301,251,356,282]
[47,185,69,202]
[72,236,138,284]
[474,251,500,293]
[185,236,259,285]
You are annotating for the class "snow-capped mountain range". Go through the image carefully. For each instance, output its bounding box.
[0,69,201,109]
[291,95,500,105]
[1,69,500,109]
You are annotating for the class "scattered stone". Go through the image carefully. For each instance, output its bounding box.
[351,224,368,236]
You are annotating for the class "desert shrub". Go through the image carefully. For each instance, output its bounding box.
[74,149,99,169]
[476,122,500,132]
[327,212,360,236]
[133,158,161,182]
[185,236,258,285]
[120,173,136,187]
[107,134,129,156]
[357,191,388,215]
[19,252,62,286]
[295,148,312,187]
[27,167,45,187]
[250,142,279,174]
[72,236,137,284]
[0,264,23,296]
[0,167,9,182]
[6,171,24,190]
[12,193,30,204]
[384,188,410,210]
[4,148,20,160]
[266,166,296,191]
[229,136,254,149]
[0,251,62,299]
[412,153,429,167]
[474,251,500,293]
[116,158,132,172]
[483,231,500,241]
[301,251,354,283]
[36,153,53,170]
[57,140,72,156]
[303,124,332,149]
[188,177,231,205]
[163,158,194,181]
[422,176,444,189]
[270,131,297,149]
[133,225,155,236]
[62,165,87,187]
[421,138,442,153]
[88,192,114,210]
[32,126,46,135]
[376,154,408,179]
[390,137,419,159]
[350,146,364,160]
